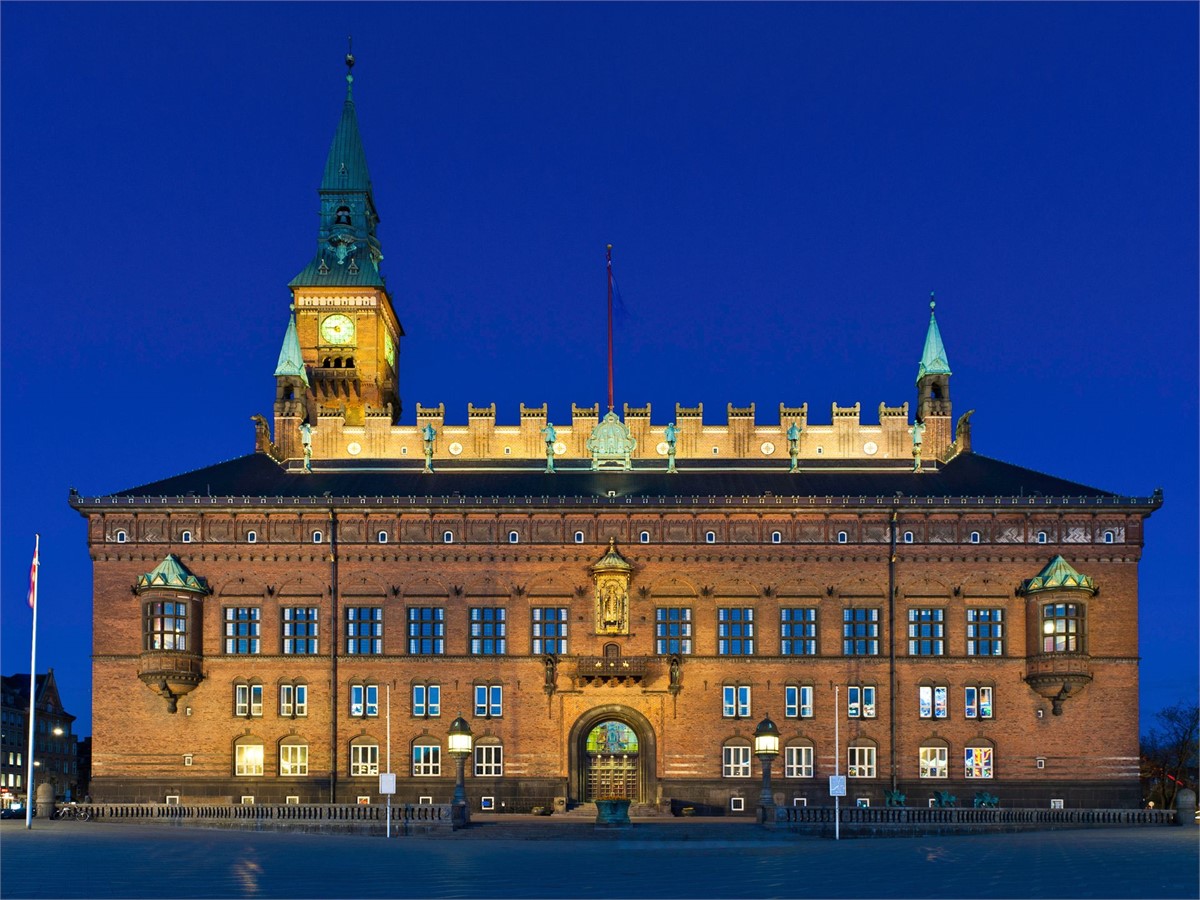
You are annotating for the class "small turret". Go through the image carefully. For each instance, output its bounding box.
[915,295,953,458]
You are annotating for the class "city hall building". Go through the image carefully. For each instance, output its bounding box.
[73,62,1160,813]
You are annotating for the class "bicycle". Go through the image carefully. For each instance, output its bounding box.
[55,804,93,822]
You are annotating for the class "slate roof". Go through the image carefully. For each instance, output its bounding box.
[81,451,1151,506]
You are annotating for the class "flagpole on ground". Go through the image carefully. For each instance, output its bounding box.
[25,534,40,829]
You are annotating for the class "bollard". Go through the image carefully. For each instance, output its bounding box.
[1174,788,1196,826]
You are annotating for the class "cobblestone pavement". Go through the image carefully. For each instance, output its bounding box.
[2,819,1196,899]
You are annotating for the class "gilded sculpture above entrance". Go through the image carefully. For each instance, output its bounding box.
[591,539,632,634]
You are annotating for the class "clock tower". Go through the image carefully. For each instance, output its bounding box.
[278,53,403,450]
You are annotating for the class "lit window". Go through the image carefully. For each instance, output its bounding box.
[224,607,260,654]
[1036,531,1048,544]
[784,745,814,778]
[717,607,754,655]
[378,531,388,544]
[1041,603,1083,653]
[234,683,263,718]
[785,685,814,718]
[640,531,650,544]
[843,608,880,655]
[350,684,379,717]
[532,607,568,655]
[965,746,994,779]
[470,607,507,655]
[705,531,716,544]
[918,685,948,719]
[246,531,257,544]
[970,531,981,544]
[407,607,445,655]
[655,607,692,655]
[920,746,948,778]
[181,530,192,543]
[443,531,454,544]
[145,600,188,651]
[781,608,817,655]
[116,530,127,543]
[474,743,503,777]
[837,531,848,544]
[412,743,441,777]
[964,686,994,719]
[474,684,503,718]
[722,685,751,718]
[280,742,308,777]
[907,608,945,656]
[283,607,319,654]
[312,531,322,543]
[346,607,383,654]
[350,742,379,777]
[847,685,876,719]
[967,608,1004,656]
[234,741,263,777]
[903,531,914,544]
[848,746,876,778]
[722,744,752,778]
[412,683,440,718]
[508,531,519,544]
[279,683,307,717]
[574,531,585,544]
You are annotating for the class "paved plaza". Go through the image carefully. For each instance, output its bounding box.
[1,818,1196,899]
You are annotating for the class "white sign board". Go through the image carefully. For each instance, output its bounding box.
[828,775,847,797]
[379,772,397,795]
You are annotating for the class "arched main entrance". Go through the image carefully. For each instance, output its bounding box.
[568,706,656,804]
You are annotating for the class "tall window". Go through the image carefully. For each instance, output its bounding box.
[965,686,994,719]
[780,608,817,655]
[235,683,263,718]
[532,607,568,655]
[722,744,752,778]
[345,607,383,654]
[283,607,319,654]
[722,685,751,718]
[279,683,308,717]
[967,608,1004,656]
[848,745,876,778]
[474,684,503,718]
[918,685,948,719]
[145,601,188,651]
[1042,603,1082,652]
[717,608,755,655]
[413,684,440,718]
[920,746,948,778]
[350,742,379,776]
[655,607,693,655]
[908,608,945,655]
[350,684,379,717]
[847,685,876,719]
[785,745,814,778]
[843,608,880,655]
[965,746,994,778]
[785,685,814,718]
[235,741,264,776]
[407,607,445,655]
[469,607,507,655]
[225,608,260,654]
[280,742,308,776]
[413,743,441,777]
[475,744,504,777]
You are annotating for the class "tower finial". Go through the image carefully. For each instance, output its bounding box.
[930,291,936,312]
[345,36,355,97]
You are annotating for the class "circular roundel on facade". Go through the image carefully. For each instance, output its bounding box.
[863,441,878,455]
[448,441,463,456]
[760,441,776,455]
[656,441,669,456]
[553,441,567,456]
[347,442,362,456]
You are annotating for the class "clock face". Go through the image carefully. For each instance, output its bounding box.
[321,314,355,345]
[384,332,396,367]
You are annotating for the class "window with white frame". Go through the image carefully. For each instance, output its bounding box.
[412,683,440,718]
[717,607,754,655]
[181,530,192,543]
[785,685,814,719]
[705,531,716,543]
[574,531,585,543]
[919,745,948,778]
[350,742,379,776]
[443,531,454,544]
[225,607,261,654]
[964,686,994,719]
[412,743,441,777]
[908,608,945,655]
[722,684,751,718]
[378,530,389,544]
[771,531,782,544]
[312,530,323,544]
[474,684,503,718]
[1103,530,1114,544]
[784,744,814,778]
[246,530,256,543]
[655,607,693,655]
[350,684,379,717]
[847,685,876,718]
[965,746,994,778]
[918,685,948,719]
[969,531,981,544]
[235,741,264,776]
[280,742,309,777]
[903,531,914,544]
[279,683,308,717]
[508,531,519,544]
[235,683,263,718]
[722,744,752,778]
[781,608,817,655]
[837,531,848,543]
[474,743,503,777]
[847,745,876,778]
[1036,531,1048,544]
[967,608,1004,656]
[640,531,650,543]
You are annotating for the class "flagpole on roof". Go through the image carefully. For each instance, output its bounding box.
[607,244,615,413]
[25,534,39,829]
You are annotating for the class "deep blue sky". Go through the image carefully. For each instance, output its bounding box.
[2,4,1196,737]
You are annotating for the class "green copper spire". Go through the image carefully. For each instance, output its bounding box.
[274,305,309,385]
[290,51,386,288]
[917,294,952,383]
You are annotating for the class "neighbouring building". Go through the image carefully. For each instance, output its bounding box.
[1,671,80,805]
[72,58,1160,813]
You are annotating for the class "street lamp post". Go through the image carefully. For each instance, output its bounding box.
[754,715,780,824]
[447,715,474,824]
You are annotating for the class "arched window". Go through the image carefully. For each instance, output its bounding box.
[508,531,519,544]
[970,531,981,544]
[312,530,323,544]
[640,531,650,544]
[345,357,355,368]
[349,737,379,777]
[443,531,454,544]
[1102,530,1114,544]
[234,682,263,718]
[574,531,585,544]
[771,531,782,544]
[279,737,309,777]
[847,741,877,778]
[705,531,716,544]
[246,531,257,544]
[837,531,848,544]
[964,742,994,779]
[474,739,504,777]
[334,205,352,225]
[378,531,388,544]
[412,739,441,777]
[181,530,192,543]
[1036,531,1048,544]
[919,740,950,779]
[115,530,127,543]
[721,740,752,778]
[233,736,264,777]
[903,531,914,544]
[784,739,815,778]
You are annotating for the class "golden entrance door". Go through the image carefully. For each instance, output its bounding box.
[584,721,639,801]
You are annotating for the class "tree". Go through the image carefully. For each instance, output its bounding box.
[1140,702,1199,809]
